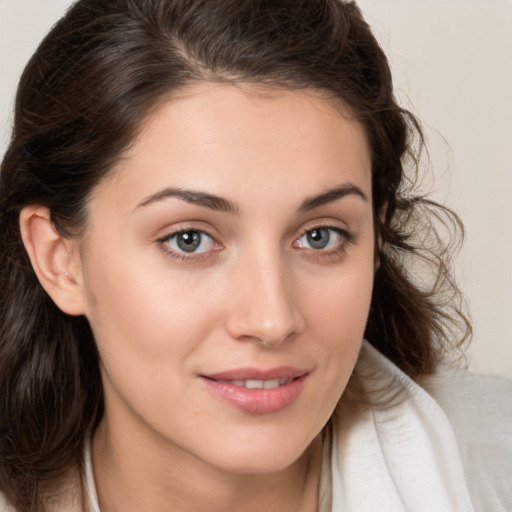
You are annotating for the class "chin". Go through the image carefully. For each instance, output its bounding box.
[203,428,319,476]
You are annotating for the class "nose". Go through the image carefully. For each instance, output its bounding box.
[224,251,305,347]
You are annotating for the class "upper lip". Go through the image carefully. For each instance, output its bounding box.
[201,366,309,381]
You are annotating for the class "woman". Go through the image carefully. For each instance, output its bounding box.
[0,1,510,511]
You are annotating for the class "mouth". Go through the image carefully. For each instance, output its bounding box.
[199,367,309,415]
[211,378,293,389]
[210,377,295,389]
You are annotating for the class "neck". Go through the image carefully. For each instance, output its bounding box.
[91,419,323,512]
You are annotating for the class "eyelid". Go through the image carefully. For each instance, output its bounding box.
[295,222,354,242]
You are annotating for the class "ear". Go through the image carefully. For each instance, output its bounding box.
[19,205,88,316]
[378,201,388,226]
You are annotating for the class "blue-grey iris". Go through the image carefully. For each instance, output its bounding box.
[307,228,330,249]
[176,231,202,252]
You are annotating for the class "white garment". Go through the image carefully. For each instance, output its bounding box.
[1,341,511,511]
[318,341,512,511]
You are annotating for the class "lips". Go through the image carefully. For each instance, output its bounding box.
[200,366,309,415]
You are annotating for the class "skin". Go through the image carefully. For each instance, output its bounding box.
[23,84,376,511]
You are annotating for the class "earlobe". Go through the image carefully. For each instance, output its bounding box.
[19,205,87,316]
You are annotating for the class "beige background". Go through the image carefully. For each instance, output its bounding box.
[1,0,511,376]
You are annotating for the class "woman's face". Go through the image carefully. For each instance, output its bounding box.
[76,84,375,474]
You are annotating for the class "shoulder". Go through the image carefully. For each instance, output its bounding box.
[331,342,479,511]
[420,365,512,510]
[354,341,512,511]
[420,363,512,438]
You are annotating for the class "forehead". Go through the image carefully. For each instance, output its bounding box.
[91,84,372,212]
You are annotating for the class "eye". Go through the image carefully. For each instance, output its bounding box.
[294,227,346,251]
[162,230,216,254]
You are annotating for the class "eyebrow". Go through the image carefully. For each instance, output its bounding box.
[298,183,368,212]
[136,187,239,213]
[136,182,367,214]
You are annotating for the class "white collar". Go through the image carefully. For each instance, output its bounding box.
[326,341,474,511]
[84,441,100,512]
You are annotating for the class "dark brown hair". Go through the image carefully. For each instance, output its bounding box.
[0,0,470,510]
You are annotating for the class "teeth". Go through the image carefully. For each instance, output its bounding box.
[216,378,292,389]
[263,379,281,389]
[245,380,263,389]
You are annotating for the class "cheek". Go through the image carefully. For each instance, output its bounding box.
[302,257,375,340]
[82,245,224,369]
[297,251,375,390]
[82,253,224,426]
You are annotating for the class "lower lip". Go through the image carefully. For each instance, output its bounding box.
[200,375,308,415]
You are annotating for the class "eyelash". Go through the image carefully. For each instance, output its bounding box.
[157,225,355,263]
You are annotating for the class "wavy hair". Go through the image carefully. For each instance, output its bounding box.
[0,0,470,510]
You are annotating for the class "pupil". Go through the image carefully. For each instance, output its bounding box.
[177,231,201,252]
[307,229,329,249]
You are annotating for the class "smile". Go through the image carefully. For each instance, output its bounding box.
[200,367,309,415]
